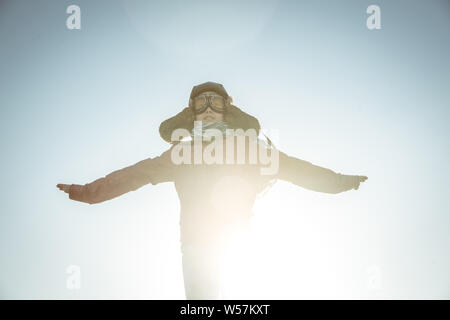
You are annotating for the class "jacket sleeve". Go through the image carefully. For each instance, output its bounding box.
[276,151,361,194]
[69,147,176,204]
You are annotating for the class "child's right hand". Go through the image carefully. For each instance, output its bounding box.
[56,184,71,194]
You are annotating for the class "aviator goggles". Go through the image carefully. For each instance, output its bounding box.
[192,93,227,114]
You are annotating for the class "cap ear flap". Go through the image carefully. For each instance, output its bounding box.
[225,104,260,133]
[159,107,195,143]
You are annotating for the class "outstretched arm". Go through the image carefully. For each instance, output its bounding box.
[57,148,175,204]
[277,151,368,194]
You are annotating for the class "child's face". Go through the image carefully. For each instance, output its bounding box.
[194,91,224,124]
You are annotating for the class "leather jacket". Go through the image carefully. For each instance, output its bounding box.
[69,138,361,245]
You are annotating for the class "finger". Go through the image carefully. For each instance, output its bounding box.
[57,184,70,192]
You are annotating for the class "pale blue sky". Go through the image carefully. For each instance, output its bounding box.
[0,0,449,299]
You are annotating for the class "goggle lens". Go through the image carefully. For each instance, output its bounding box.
[193,94,226,114]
